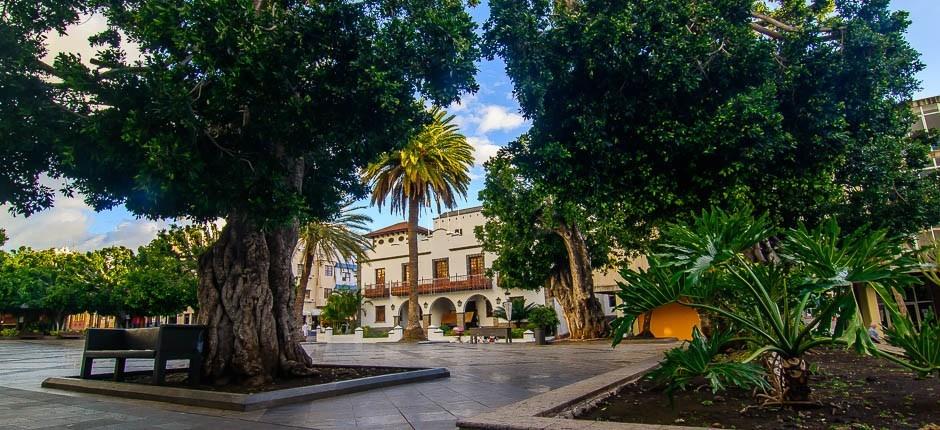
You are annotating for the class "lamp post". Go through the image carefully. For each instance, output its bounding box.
[502,290,512,328]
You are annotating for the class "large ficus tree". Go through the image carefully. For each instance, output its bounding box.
[480,0,936,337]
[1,0,478,385]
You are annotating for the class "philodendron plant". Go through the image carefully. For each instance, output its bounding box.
[612,207,940,406]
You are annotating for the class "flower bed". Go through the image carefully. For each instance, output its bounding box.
[578,348,940,429]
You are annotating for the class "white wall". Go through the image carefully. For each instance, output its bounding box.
[360,208,547,328]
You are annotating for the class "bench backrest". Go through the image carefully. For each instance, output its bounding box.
[157,325,206,355]
[124,328,160,350]
[84,325,206,355]
[84,328,128,351]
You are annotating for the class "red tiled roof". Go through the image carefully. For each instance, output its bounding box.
[365,222,429,238]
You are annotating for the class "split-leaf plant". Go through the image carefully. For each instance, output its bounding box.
[612,207,940,406]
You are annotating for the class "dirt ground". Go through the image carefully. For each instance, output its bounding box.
[579,348,940,429]
[122,365,408,394]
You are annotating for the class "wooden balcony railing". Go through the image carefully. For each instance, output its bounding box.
[362,274,492,298]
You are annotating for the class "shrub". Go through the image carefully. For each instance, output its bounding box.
[361,326,389,338]
[613,207,935,404]
[1,328,19,337]
[527,305,559,329]
[648,327,769,399]
[511,328,525,339]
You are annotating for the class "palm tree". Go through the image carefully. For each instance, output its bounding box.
[363,106,474,341]
[294,205,372,337]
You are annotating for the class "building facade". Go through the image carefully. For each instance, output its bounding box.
[292,248,359,326]
[358,207,545,329]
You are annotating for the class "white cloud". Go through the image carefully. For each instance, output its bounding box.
[467,136,501,167]
[45,14,142,66]
[1,185,175,252]
[446,93,477,113]
[477,105,526,133]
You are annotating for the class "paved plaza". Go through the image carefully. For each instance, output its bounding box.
[0,339,673,429]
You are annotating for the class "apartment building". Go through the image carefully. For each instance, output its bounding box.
[292,248,359,326]
[358,207,544,329]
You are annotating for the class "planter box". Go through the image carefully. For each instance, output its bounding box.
[18,332,43,339]
[43,364,449,411]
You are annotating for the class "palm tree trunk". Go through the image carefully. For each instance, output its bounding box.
[637,310,655,338]
[403,197,426,341]
[293,251,315,338]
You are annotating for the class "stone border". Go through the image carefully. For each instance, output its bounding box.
[456,354,710,430]
[42,365,449,411]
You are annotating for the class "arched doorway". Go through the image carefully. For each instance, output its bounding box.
[429,297,457,328]
[398,300,423,327]
[463,295,493,328]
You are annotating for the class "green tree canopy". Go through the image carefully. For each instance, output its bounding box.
[1,0,480,384]
[480,0,937,337]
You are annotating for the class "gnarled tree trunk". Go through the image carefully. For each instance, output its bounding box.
[198,215,315,386]
[550,221,607,340]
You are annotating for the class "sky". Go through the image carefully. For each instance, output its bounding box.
[2,0,939,252]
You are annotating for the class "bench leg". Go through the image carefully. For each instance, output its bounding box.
[187,356,201,386]
[113,358,126,381]
[153,357,167,385]
[80,357,94,379]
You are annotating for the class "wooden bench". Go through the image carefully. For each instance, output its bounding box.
[80,325,205,385]
[467,327,512,344]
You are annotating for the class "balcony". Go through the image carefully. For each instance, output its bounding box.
[362,274,493,299]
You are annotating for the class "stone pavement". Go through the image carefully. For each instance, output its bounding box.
[0,339,674,429]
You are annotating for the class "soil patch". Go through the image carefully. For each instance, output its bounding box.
[120,366,408,394]
[578,348,939,429]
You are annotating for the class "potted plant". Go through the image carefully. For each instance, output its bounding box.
[527,305,559,345]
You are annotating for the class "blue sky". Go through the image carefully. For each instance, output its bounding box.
[2,0,939,251]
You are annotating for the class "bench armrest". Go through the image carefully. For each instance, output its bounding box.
[84,329,126,351]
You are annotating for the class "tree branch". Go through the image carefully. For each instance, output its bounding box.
[750,22,785,40]
[751,12,798,33]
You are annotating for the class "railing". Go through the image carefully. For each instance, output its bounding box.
[362,274,493,298]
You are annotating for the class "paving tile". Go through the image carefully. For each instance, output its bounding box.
[355,413,409,427]
[0,339,676,430]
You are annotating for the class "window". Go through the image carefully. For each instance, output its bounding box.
[323,288,333,299]
[467,254,484,276]
[375,268,386,285]
[398,236,405,242]
[433,258,449,279]
[454,228,463,235]
[307,290,313,300]
[376,306,386,323]
[325,266,333,277]
[341,272,350,282]
[607,295,616,307]
[402,263,412,283]
[388,237,395,243]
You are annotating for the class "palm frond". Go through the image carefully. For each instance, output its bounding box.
[648,327,769,399]
[611,260,691,346]
[363,105,474,216]
[657,207,774,281]
[884,316,940,377]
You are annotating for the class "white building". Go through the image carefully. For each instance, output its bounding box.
[358,206,545,329]
[292,248,359,326]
